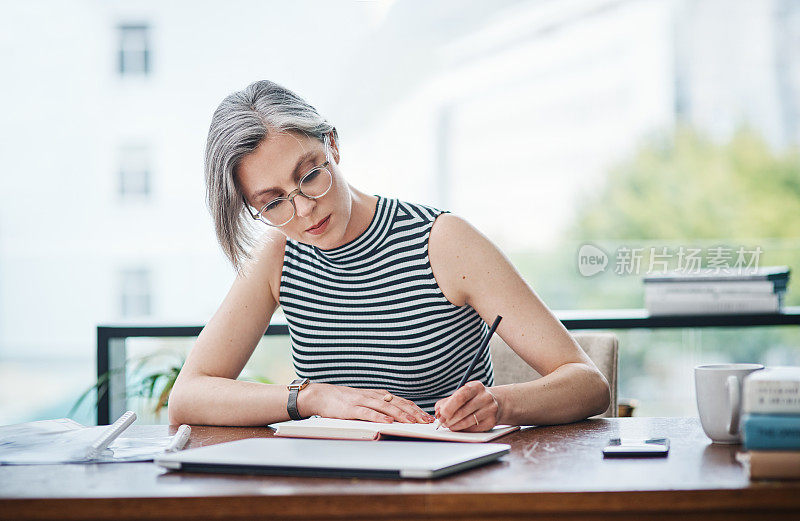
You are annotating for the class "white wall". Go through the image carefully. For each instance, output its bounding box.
[1,0,798,423]
[347,0,677,250]
[0,0,382,360]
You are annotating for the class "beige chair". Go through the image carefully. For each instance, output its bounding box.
[489,332,619,418]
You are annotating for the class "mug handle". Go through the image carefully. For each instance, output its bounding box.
[726,375,741,435]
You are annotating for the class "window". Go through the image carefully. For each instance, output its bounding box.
[119,268,152,318]
[118,24,151,76]
[118,145,151,199]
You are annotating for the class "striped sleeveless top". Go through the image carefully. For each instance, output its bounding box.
[279,196,494,413]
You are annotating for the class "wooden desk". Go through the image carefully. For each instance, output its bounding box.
[2,417,798,520]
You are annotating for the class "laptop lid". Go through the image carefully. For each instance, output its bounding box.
[155,438,509,479]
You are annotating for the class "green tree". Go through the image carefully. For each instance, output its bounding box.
[573,126,800,242]
[566,126,800,413]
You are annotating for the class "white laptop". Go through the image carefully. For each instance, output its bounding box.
[154,437,509,479]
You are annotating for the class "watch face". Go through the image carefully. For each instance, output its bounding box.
[288,378,310,390]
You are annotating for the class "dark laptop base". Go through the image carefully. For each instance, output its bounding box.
[172,462,403,479]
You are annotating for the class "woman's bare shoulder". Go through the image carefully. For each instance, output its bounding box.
[428,213,494,306]
[429,212,481,239]
[239,228,287,302]
[253,227,288,265]
[429,213,494,263]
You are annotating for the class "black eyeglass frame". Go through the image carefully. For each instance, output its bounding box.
[243,160,332,227]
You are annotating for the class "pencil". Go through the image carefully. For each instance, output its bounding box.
[436,315,502,430]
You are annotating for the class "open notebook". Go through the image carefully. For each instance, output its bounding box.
[269,417,519,443]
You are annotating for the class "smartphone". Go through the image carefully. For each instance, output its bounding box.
[602,438,669,458]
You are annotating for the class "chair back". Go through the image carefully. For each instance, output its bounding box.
[488,332,619,418]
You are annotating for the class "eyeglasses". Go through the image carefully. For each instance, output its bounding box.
[244,161,333,227]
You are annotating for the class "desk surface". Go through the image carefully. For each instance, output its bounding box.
[2,417,799,521]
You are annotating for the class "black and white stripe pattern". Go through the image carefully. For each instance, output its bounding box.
[279,196,493,413]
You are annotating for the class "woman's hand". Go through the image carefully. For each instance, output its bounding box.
[298,383,434,424]
[434,381,501,432]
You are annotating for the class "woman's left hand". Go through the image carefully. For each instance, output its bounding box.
[434,381,501,432]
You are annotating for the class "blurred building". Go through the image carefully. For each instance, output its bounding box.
[346,0,800,249]
[0,0,386,422]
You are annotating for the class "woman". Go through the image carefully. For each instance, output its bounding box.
[168,80,610,432]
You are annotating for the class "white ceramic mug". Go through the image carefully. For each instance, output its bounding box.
[695,363,764,443]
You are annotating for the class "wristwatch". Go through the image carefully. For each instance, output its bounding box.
[286,378,311,420]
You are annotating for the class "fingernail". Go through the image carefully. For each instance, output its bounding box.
[406,414,416,423]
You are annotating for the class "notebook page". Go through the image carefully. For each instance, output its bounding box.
[377,422,519,442]
[269,417,519,442]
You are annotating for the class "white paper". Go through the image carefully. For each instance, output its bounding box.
[0,418,177,465]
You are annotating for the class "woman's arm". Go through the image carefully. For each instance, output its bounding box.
[167,232,290,426]
[429,214,610,431]
[168,231,432,426]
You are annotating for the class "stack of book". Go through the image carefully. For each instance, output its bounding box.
[738,367,800,480]
[643,266,790,316]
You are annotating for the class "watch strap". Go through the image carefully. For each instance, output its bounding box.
[287,378,308,420]
[287,387,302,420]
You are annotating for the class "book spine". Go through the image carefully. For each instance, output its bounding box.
[747,450,800,479]
[642,266,789,283]
[743,414,800,450]
[743,380,800,414]
[645,292,782,303]
[646,298,780,316]
[645,281,780,294]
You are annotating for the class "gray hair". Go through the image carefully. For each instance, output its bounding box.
[204,80,336,271]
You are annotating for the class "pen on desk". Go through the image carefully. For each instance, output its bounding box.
[166,424,191,452]
[436,315,503,430]
[85,410,137,460]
